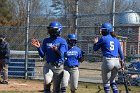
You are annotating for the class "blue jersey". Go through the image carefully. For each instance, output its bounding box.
[64,46,82,67]
[37,37,68,63]
[93,34,124,60]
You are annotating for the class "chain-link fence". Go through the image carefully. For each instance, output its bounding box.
[0,0,140,82]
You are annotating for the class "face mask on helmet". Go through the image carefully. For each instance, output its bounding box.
[47,27,60,38]
[67,39,77,47]
[67,34,77,47]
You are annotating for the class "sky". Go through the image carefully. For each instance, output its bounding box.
[41,0,53,14]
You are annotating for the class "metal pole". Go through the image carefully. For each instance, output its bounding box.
[112,0,115,31]
[25,0,30,79]
[75,0,78,35]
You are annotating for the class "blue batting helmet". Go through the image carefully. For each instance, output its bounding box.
[67,34,77,40]
[47,22,62,32]
[101,22,113,32]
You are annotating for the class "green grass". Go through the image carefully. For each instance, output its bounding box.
[1,81,140,93]
[76,82,140,93]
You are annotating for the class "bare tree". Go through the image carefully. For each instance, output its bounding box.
[7,0,43,26]
[0,0,13,26]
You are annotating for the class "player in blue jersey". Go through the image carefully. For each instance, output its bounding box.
[31,22,68,93]
[93,22,124,93]
[61,34,84,93]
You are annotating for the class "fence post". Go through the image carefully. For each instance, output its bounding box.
[25,0,30,79]
[75,0,79,35]
[112,0,115,31]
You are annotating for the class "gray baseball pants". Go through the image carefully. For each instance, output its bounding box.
[61,66,79,92]
[43,62,64,93]
[102,57,121,89]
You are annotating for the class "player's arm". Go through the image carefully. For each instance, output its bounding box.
[93,37,103,51]
[58,40,68,58]
[78,51,85,63]
[118,41,124,70]
[5,43,10,59]
[31,39,45,58]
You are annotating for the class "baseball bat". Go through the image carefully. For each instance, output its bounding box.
[122,69,129,93]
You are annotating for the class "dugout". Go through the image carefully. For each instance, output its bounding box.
[8,58,35,78]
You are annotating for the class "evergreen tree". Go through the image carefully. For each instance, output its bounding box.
[50,0,65,16]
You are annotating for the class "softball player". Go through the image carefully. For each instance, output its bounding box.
[93,22,124,93]
[61,34,84,93]
[31,22,68,93]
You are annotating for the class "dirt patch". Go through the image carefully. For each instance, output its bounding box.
[0,79,43,91]
[0,62,102,91]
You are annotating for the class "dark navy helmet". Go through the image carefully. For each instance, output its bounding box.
[101,22,113,32]
[47,21,62,32]
[67,34,77,40]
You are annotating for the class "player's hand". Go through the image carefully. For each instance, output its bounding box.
[94,37,98,43]
[52,45,61,56]
[120,60,124,71]
[51,45,58,51]
[99,29,102,35]
[31,39,40,48]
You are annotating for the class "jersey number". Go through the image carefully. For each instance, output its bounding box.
[110,41,114,50]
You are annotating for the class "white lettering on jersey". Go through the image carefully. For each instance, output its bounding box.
[46,43,60,48]
[110,41,114,50]
[67,51,78,56]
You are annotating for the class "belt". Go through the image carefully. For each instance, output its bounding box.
[105,57,118,58]
[68,65,78,68]
[48,62,63,66]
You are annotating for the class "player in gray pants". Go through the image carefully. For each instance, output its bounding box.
[93,22,124,93]
[61,34,84,93]
[31,22,68,93]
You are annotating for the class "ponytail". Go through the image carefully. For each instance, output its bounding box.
[110,32,116,38]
